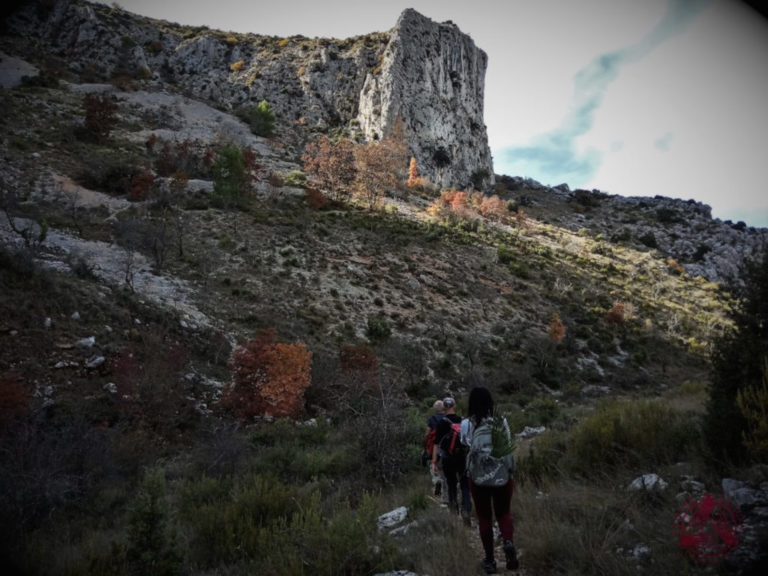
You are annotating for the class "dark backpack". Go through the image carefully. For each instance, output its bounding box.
[439,420,467,462]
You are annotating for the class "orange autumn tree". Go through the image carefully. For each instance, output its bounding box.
[549,312,566,343]
[228,328,312,420]
[407,156,419,187]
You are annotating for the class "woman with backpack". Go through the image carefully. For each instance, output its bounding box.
[466,386,518,574]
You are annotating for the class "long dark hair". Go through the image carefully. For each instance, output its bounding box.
[468,386,494,423]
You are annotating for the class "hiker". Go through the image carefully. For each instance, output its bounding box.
[423,399,444,498]
[432,397,471,519]
[466,386,518,574]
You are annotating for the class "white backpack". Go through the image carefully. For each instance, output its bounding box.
[467,416,515,487]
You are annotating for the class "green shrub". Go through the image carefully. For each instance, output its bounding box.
[515,431,567,487]
[566,399,699,475]
[237,100,275,137]
[525,395,561,426]
[212,145,248,207]
[282,170,307,187]
[126,468,181,576]
[737,358,768,461]
[497,244,515,265]
[366,314,392,342]
[180,472,395,573]
[704,248,768,467]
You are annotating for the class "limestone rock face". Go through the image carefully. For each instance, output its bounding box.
[357,9,494,190]
[1,2,492,190]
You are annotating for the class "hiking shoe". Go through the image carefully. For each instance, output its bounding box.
[503,540,519,570]
[481,558,497,574]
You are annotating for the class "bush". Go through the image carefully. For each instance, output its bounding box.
[704,247,768,467]
[237,100,275,137]
[225,328,312,420]
[566,399,699,475]
[282,170,307,187]
[180,472,396,573]
[212,144,248,207]
[366,314,392,342]
[737,359,768,461]
[80,93,118,142]
[77,153,142,196]
[497,244,515,265]
[126,468,181,576]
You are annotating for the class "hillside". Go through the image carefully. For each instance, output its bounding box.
[1,2,767,575]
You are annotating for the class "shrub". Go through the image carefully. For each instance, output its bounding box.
[180,472,395,573]
[736,359,768,461]
[704,247,768,467]
[80,93,118,142]
[605,301,626,325]
[497,244,515,265]
[226,328,312,420]
[229,60,245,72]
[302,136,357,202]
[126,468,181,576]
[212,144,248,207]
[366,314,392,342]
[129,171,155,201]
[566,399,699,475]
[407,156,419,187]
[304,187,329,210]
[282,170,307,187]
[549,312,565,343]
[237,100,275,137]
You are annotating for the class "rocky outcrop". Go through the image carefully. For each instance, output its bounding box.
[722,474,768,574]
[357,9,494,190]
[1,1,493,189]
[499,176,767,283]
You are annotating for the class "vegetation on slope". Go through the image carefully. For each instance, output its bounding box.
[1,29,765,576]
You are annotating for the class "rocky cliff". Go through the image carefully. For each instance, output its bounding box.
[357,9,494,190]
[0,0,493,189]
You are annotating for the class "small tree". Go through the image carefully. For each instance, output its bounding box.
[354,123,408,209]
[228,329,312,420]
[212,145,248,208]
[82,93,118,142]
[549,313,565,344]
[302,136,356,203]
[126,468,181,576]
[354,141,397,210]
[407,156,419,188]
[238,100,275,137]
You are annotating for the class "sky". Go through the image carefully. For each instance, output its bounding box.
[103,0,768,227]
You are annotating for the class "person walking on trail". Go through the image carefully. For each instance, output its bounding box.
[423,399,445,498]
[466,386,518,574]
[432,397,471,519]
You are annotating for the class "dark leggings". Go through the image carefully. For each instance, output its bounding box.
[469,478,515,560]
[443,459,471,513]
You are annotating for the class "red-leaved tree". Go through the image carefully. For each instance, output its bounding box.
[302,136,357,203]
[228,329,312,420]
